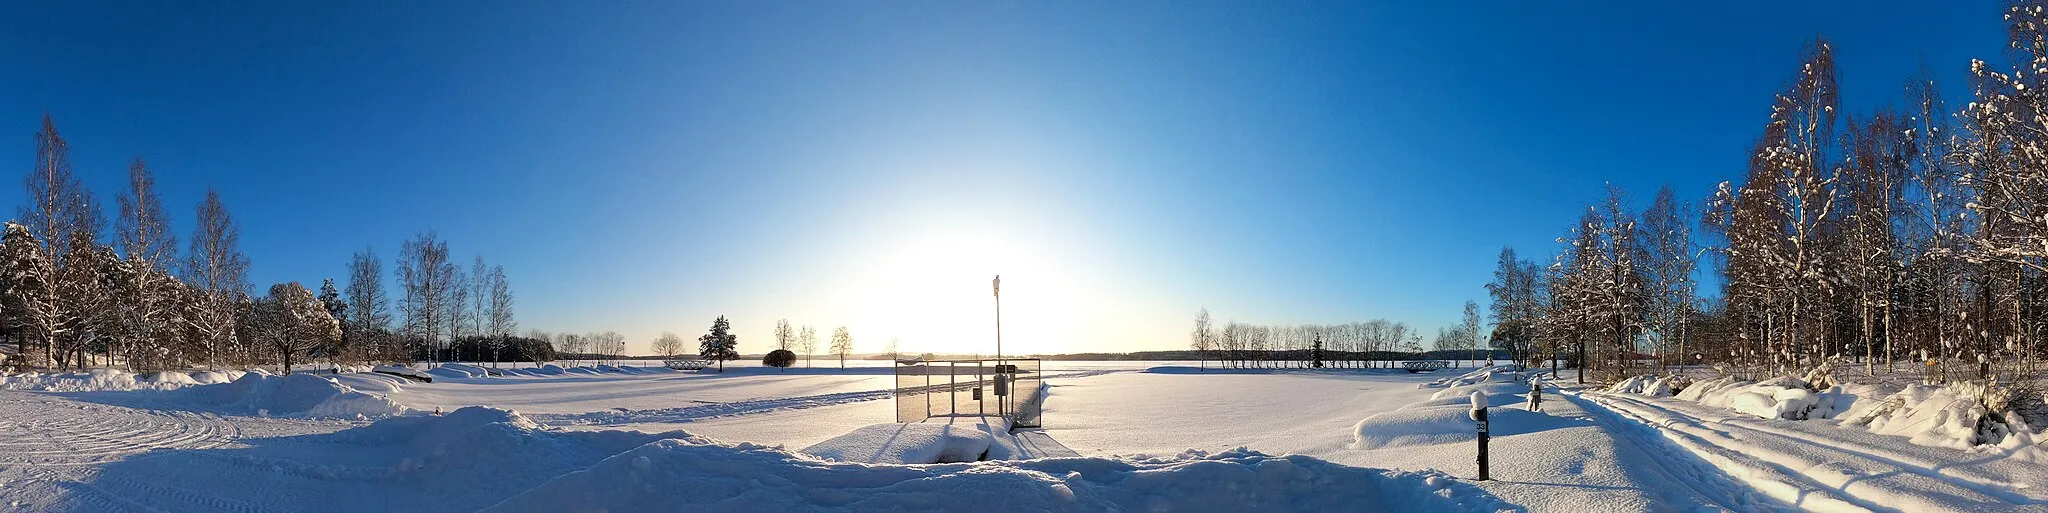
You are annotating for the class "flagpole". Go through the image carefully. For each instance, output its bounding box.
[993,275,1002,364]
[994,275,1003,418]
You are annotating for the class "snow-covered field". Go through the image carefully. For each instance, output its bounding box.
[1,361,2042,512]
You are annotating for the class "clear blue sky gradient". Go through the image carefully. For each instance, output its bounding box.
[0,1,2008,355]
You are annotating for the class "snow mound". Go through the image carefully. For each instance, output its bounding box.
[188,370,244,384]
[1431,381,1528,403]
[372,364,434,381]
[1621,374,1836,420]
[1621,373,2040,449]
[1727,386,1819,420]
[324,406,708,476]
[1353,403,1579,451]
[1355,378,1579,451]
[331,371,411,394]
[142,370,201,386]
[1605,375,1681,397]
[483,442,1520,513]
[1428,364,1525,389]
[0,368,236,392]
[1838,381,2042,449]
[805,422,1010,463]
[185,372,410,418]
[428,365,484,379]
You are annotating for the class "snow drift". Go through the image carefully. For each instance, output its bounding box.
[1837,381,2044,449]
[1427,364,1525,389]
[1612,373,2046,449]
[182,372,411,418]
[805,423,1003,463]
[0,368,249,392]
[483,442,1521,513]
[802,418,1051,464]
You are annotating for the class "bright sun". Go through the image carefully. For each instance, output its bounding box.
[845,228,1095,357]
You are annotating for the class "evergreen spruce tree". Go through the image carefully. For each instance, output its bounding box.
[698,315,739,372]
[1310,337,1324,368]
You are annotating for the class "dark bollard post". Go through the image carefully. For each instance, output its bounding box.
[1471,391,1490,481]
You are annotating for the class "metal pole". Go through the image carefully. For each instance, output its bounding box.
[1472,392,1490,481]
[1477,407,1490,480]
[987,277,995,416]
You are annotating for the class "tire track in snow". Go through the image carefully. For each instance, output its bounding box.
[535,368,1127,426]
[1580,390,2048,513]
[0,392,239,468]
[1557,388,1792,513]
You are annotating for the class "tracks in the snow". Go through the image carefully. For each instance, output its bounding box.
[1559,389,1792,512]
[1580,389,2048,513]
[0,392,240,468]
[0,390,347,513]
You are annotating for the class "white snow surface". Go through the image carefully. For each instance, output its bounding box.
[805,421,1005,463]
[12,359,2044,512]
[0,385,1519,512]
[1596,374,2048,512]
[484,441,1518,513]
[186,372,413,418]
[1048,365,1774,512]
[1,368,250,392]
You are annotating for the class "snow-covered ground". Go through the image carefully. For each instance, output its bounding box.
[2,360,2041,511]
[1589,374,2048,512]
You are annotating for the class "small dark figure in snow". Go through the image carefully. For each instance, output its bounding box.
[1527,377,1542,412]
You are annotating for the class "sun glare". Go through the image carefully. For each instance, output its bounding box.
[847,227,1095,357]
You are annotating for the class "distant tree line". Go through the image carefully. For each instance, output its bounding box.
[1189,307,1460,369]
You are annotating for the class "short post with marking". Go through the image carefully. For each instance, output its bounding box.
[1471,391,1490,481]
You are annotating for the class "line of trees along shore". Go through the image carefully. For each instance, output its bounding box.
[3,115,530,373]
[1186,307,1490,369]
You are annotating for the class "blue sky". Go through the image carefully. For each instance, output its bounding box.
[0,1,2008,355]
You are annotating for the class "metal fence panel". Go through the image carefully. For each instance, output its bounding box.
[1010,359,1042,428]
[894,358,1043,428]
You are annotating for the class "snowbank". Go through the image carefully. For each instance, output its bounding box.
[372,364,434,381]
[330,371,412,394]
[1605,375,1682,397]
[1354,377,1575,451]
[322,406,705,477]
[1623,375,1835,420]
[1838,381,2045,449]
[483,443,1520,513]
[188,369,243,384]
[1354,401,1577,450]
[804,420,1032,464]
[0,368,250,392]
[182,372,411,418]
[430,363,494,378]
[1427,364,1525,389]
[1614,373,2045,449]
